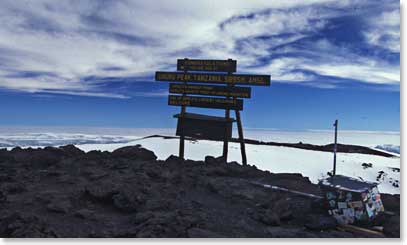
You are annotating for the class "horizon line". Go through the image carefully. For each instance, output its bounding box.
[0,125,400,135]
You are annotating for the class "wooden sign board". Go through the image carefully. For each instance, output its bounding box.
[169,83,251,98]
[156,72,270,86]
[177,59,237,72]
[174,113,234,141]
[168,95,243,110]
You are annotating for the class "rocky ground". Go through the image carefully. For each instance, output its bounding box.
[0,145,400,238]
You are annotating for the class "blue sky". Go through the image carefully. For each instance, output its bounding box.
[0,0,400,131]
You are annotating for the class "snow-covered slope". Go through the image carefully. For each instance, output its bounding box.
[0,128,400,195]
[76,137,400,195]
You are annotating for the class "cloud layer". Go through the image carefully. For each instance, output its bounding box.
[0,0,400,98]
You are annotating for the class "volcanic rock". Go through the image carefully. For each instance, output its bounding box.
[0,144,399,238]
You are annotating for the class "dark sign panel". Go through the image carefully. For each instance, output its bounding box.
[177,59,237,72]
[174,113,234,141]
[169,83,251,98]
[168,95,243,110]
[156,72,270,86]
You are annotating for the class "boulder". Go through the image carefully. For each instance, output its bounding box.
[84,150,108,160]
[0,149,14,163]
[0,190,6,202]
[1,182,26,194]
[164,155,183,165]
[88,171,109,181]
[381,194,400,214]
[46,199,72,214]
[260,210,281,226]
[30,152,63,169]
[133,211,155,224]
[112,190,145,212]
[187,228,223,238]
[112,145,157,161]
[304,215,337,231]
[383,215,400,238]
[0,213,56,238]
[9,147,66,169]
[134,211,195,238]
[205,155,225,165]
[267,227,318,238]
[145,199,172,211]
[59,145,85,157]
[0,173,13,182]
[74,209,95,220]
[84,185,119,202]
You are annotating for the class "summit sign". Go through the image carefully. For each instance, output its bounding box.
[155,58,271,165]
[155,72,270,86]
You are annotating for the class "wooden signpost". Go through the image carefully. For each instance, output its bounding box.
[155,58,271,165]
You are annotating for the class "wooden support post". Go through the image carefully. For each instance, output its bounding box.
[178,58,188,160]
[222,68,233,163]
[179,106,185,160]
[226,58,247,166]
[222,107,230,162]
[235,109,247,165]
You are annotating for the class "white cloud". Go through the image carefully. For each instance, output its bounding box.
[38,90,131,99]
[132,90,169,97]
[363,9,400,53]
[0,0,400,98]
[303,63,399,85]
[243,38,399,87]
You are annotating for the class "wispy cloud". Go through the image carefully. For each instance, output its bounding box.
[0,0,399,98]
[132,90,169,97]
[363,9,400,53]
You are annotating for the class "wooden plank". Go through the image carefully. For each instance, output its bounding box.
[177,59,236,72]
[168,95,243,110]
[337,224,385,238]
[156,71,270,86]
[169,83,251,98]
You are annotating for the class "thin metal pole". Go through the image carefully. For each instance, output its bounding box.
[249,181,324,200]
[333,119,338,176]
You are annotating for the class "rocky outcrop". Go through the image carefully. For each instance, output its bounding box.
[112,145,157,161]
[0,145,399,238]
